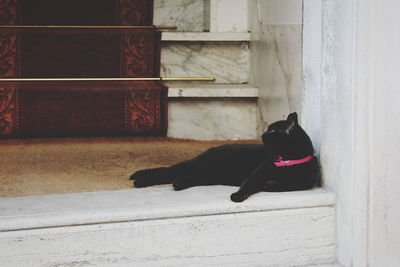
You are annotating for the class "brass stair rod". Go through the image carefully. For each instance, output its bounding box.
[0,77,216,82]
[0,25,177,30]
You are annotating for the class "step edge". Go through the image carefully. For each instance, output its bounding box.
[0,187,335,232]
[161,32,251,42]
[168,86,259,98]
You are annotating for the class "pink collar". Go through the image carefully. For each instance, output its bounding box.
[274,155,313,167]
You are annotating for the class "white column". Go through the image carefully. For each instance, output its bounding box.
[303,0,400,266]
[366,1,400,266]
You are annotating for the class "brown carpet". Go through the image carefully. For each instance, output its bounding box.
[0,137,259,198]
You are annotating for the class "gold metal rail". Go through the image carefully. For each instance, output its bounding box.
[0,25,177,30]
[0,77,216,82]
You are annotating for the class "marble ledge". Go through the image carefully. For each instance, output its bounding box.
[0,187,335,232]
[167,83,258,98]
[162,32,251,42]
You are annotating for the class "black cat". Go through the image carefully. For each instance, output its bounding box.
[130,113,320,202]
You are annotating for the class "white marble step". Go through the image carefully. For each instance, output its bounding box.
[167,83,258,98]
[162,32,251,42]
[304,264,343,267]
[161,41,249,83]
[154,0,249,33]
[154,0,205,32]
[167,96,258,140]
[166,84,258,140]
[155,0,250,83]
[0,187,335,266]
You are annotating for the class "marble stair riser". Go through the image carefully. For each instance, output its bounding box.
[161,42,249,83]
[167,98,258,140]
[167,83,258,98]
[154,0,250,33]
[154,0,205,32]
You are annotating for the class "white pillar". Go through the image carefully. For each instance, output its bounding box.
[303,0,400,266]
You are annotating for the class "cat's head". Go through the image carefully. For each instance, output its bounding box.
[261,112,314,158]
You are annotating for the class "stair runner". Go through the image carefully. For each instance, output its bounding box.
[0,0,168,137]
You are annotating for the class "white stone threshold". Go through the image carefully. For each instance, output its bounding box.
[161,32,251,42]
[167,83,259,98]
[0,187,334,232]
[0,187,336,266]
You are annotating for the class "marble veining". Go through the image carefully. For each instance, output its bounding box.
[167,98,257,140]
[161,42,249,83]
[154,0,205,31]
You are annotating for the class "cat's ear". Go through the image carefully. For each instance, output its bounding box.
[287,112,298,124]
[286,112,298,132]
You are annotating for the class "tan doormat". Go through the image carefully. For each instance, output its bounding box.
[0,137,259,198]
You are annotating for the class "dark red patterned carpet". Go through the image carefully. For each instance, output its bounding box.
[0,28,161,78]
[0,0,168,138]
[0,0,153,26]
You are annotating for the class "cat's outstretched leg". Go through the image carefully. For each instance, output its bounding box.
[230,158,275,202]
[131,159,195,188]
[172,158,219,191]
[130,167,167,181]
[130,167,169,188]
[172,174,198,191]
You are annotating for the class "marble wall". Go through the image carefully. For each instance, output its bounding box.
[248,0,304,135]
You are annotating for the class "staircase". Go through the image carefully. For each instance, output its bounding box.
[0,1,337,266]
[155,0,259,140]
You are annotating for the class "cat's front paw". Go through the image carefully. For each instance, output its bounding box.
[130,170,144,181]
[172,178,192,191]
[133,178,150,188]
[230,192,248,203]
[130,167,167,181]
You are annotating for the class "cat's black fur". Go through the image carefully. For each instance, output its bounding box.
[130,113,320,202]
